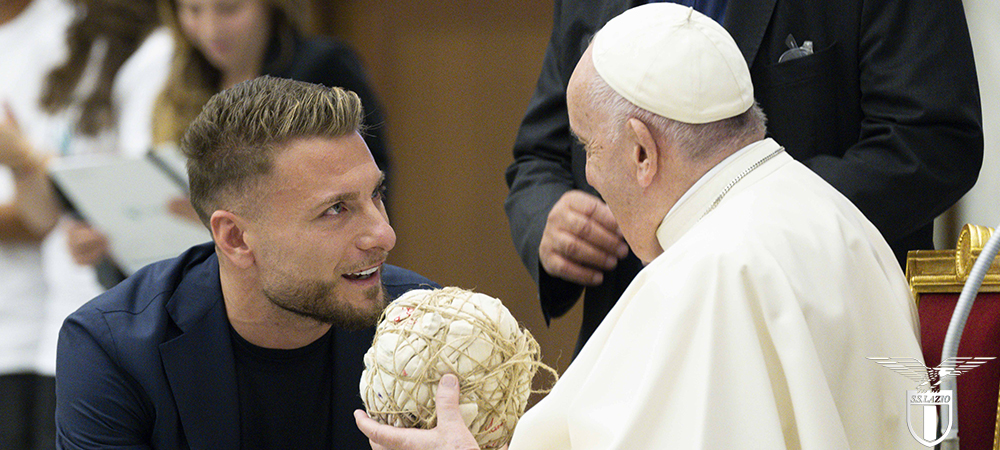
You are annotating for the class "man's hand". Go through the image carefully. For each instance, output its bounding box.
[355,374,482,450]
[67,220,110,266]
[539,190,629,286]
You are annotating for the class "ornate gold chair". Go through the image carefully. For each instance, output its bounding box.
[907,224,1000,449]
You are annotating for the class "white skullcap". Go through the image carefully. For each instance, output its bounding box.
[592,3,754,124]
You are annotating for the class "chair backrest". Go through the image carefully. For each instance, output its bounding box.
[907,224,1000,449]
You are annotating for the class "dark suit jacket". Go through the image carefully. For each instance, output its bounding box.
[504,0,983,353]
[55,243,438,449]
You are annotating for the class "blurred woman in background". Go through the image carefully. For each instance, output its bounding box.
[0,0,171,447]
[153,0,390,177]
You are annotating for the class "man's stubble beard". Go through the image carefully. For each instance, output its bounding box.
[263,278,388,330]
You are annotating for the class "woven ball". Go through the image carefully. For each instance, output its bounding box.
[360,287,548,449]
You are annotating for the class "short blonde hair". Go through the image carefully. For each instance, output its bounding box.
[181,76,363,225]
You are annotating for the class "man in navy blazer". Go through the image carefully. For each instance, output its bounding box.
[55,76,437,449]
[505,0,984,355]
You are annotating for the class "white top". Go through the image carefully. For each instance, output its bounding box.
[1,0,173,375]
[509,139,924,449]
[0,0,74,374]
[33,27,174,376]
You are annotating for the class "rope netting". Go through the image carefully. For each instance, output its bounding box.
[360,287,557,449]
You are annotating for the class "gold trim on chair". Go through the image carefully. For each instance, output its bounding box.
[905,224,1000,449]
[906,224,1000,305]
[957,225,999,279]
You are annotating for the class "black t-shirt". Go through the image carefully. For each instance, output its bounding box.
[231,326,334,449]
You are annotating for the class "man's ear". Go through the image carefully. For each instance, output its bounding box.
[627,118,658,188]
[210,210,254,269]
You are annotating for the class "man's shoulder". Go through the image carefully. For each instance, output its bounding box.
[72,243,217,319]
[382,265,440,300]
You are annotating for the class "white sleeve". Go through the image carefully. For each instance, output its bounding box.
[111,27,174,159]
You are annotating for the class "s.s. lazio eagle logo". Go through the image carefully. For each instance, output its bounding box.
[868,356,994,447]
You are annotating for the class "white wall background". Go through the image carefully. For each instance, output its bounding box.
[939,0,1000,245]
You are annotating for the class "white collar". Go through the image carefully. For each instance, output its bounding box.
[655,138,787,252]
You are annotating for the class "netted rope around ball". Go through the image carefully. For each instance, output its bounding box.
[361,287,558,449]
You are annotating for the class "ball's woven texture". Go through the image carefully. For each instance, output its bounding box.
[360,287,552,449]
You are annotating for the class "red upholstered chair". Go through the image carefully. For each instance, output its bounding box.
[907,224,1000,449]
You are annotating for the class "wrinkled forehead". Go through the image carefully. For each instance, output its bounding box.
[567,44,597,108]
[566,45,604,141]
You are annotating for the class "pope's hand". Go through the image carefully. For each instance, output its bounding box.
[355,374,482,450]
[539,190,629,286]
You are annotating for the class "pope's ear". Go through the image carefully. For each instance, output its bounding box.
[627,118,658,188]
[210,210,254,269]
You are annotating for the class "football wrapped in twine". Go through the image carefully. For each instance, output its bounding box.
[360,287,555,449]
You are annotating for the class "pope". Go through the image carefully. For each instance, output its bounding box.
[357,4,924,449]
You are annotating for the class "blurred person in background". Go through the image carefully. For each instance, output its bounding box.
[0,0,61,440]
[0,0,171,447]
[152,0,390,176]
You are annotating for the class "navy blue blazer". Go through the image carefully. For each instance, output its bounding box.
[55,242,438,449]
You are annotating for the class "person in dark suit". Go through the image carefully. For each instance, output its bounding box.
[54,77,437,449]
[505,0,984,354]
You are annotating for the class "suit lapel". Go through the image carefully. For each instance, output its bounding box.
[159,255,240,450]
[724,0,778,68]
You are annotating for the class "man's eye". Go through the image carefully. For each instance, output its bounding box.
[327,203,345,215]
[373,185,387,201]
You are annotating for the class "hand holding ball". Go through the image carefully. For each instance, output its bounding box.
[359,287,555,449]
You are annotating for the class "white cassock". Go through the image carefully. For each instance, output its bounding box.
[509,138,925,449]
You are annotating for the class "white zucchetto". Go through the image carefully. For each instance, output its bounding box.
[592,3,754,124]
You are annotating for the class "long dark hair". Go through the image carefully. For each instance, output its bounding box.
[41,0,160,136]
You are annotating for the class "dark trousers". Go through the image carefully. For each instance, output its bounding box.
[0,373,55,450]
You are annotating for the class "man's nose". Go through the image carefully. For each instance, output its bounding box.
[357,208,396,253]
